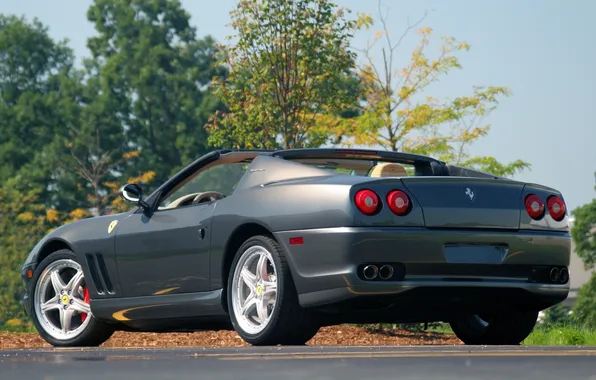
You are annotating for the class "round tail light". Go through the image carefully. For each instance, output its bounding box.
[387,190,411,216]
[525,194,545,220]
[354,189,380,215]
[547,196,566,221]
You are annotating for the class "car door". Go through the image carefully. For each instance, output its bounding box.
[113,202,214,298]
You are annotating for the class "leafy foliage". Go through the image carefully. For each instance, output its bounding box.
[0,172,147,322]
[571,174,596,269]
[206,0,369,149]
[573,272,596,328]
[0,2,217,322]
[325,2,529,177]
[542,303,571,326]
[40,71,135,213]
[86,0,225,184]
[0,179,48,323]
[0,15,79,201]
[569,173,596,327]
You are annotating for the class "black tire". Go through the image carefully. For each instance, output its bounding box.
[449,310,539,345]
[227,235,319,345]
[27,249,115,347]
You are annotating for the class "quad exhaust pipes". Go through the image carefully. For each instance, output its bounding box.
[361,264,396,281]
[548,266,569,284]
[362,263,569,284]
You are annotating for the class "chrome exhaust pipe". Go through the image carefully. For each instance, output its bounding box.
[558,268,569,283]
[379,265,394,280]
[363,265,378,280]
[549,267,560,282]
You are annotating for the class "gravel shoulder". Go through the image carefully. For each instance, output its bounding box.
[0,325,461,349]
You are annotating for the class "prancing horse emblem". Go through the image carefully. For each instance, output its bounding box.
[465,187,475,202]
[108,220,118,234]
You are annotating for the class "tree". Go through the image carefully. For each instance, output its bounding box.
[44,69,156,215]
[206,0,370,149]
[329,2,529,177]
[0,14,79,203]
[86,0,225,185]
[0,178,49,324]
[571,172,596,269]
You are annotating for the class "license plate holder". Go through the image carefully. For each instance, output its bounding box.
[443,244,508,264]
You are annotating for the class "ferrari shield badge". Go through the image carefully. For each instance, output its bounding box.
[108,220,118,234]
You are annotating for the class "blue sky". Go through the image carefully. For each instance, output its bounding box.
[3,0,595,211]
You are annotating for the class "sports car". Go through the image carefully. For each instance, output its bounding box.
[20,148,571,347]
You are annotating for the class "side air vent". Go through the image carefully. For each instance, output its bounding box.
[95,254,114,293]
[85,253,115,295]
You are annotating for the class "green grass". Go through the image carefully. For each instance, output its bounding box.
[425,323,454,334]
[0,324,35,333]
[389,322,596,346]
[523,325,596,346]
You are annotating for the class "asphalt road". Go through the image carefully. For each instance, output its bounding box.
[1,345,595,380]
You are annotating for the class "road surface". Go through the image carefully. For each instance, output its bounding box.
[1,345,595,380]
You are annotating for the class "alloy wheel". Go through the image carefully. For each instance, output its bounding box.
[33,259,92,340]
[231,245,278,335]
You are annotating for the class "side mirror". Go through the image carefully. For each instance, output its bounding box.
[119,183,150,210]
[119,183,143,203]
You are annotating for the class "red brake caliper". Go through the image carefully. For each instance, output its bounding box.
[81,286,90,322]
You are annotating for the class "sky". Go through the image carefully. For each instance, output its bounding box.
[2,0,595,211]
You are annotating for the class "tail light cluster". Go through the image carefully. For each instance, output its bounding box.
[524,193,566,221]
[354,189,411,216]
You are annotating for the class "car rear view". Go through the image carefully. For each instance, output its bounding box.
[270,150,571,345]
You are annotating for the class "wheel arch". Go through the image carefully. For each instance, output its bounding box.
[37,239,74,265]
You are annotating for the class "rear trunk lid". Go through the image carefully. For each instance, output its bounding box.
[400,177,525,230]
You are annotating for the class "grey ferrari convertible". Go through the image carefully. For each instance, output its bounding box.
[20,148,570,347]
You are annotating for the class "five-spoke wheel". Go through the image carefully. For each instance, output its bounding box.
[28,249,114,347]
[231,245,278,335]
[34,258,92,340]
[227,235,319,345]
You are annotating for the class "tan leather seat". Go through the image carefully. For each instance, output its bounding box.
[369,163,408,177]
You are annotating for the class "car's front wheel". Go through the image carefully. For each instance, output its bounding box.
[449,310,539,345]
[28,249,115,347]
[227,235,319,345]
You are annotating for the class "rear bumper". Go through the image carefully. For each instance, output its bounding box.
[274,227,571,309]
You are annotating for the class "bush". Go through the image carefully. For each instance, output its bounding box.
[573,272,596,327]
[541,303,575,326]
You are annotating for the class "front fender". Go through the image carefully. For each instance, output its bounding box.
[20,211,132,301]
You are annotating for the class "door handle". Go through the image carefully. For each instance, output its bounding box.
[198,228,206,240]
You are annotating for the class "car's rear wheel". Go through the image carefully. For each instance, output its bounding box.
[227,235,319,345]
[449,310,539,345]
[29,249,115,347]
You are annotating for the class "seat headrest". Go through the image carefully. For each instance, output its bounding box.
[369,163,408,177]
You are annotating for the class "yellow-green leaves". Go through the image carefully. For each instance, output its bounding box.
[325,6,529,177]
[206,0,361,149]
[0,179,49,323]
